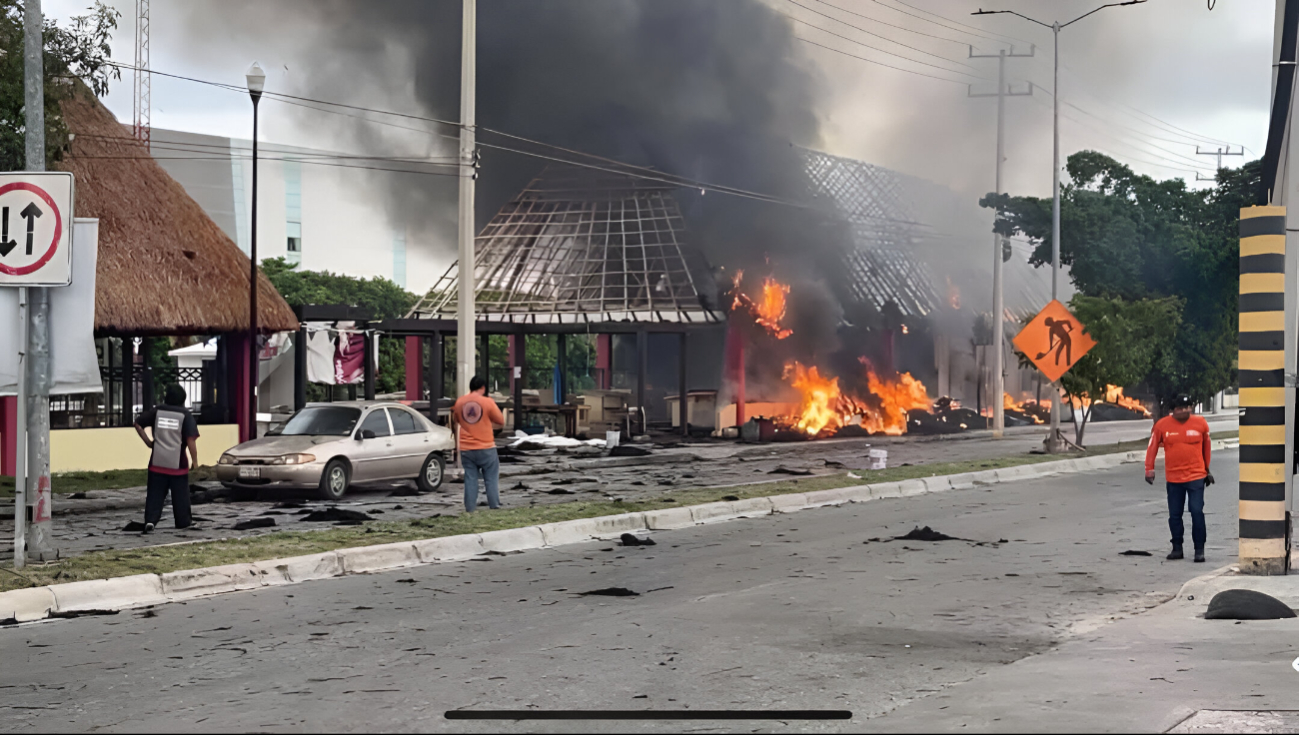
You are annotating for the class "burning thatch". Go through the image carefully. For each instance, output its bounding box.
[58,85,297,336]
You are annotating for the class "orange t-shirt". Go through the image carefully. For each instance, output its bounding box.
[453,392,505,451]
[1145,415,1211,484]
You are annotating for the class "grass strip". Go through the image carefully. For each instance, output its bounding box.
[0,467,220,499]
[0,437,1201,593]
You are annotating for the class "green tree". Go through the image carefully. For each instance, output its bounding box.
[985,151,1252,406]
[0,0,120,172]
[261,258,418,397]
[1053,295,1181,446]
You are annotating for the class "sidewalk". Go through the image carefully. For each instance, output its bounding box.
[872,567,1299,733]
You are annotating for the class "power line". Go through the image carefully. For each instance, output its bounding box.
[780,11,987,80]
[867,0,1029,46]
[106,61,865,213]
[796,36,974,84]
[783,0,984,72]
[804,0,970,46]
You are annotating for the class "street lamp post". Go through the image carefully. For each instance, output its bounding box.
[246,62,265,442]
[973,1,1146,452]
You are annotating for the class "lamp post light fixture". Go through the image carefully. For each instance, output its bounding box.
[972,0,1146,452]
[246,61,265,441]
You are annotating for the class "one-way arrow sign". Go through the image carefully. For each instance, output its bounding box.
[0,173,74,286]
[20,202,41,255]
[0,206,16,258]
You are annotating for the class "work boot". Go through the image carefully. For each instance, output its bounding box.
[1166,546,1183,560]
[142,522,155,535]
[1194,548,1206,563]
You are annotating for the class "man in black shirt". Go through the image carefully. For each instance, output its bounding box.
[134,384,201,533]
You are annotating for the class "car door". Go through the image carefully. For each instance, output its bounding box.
[350,408,394,482]
[387,406,432,478]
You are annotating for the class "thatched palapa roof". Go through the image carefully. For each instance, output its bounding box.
[57,86,297,336]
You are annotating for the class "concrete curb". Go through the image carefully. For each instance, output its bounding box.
[0,443,1232,623]
[1174,564,1299,607]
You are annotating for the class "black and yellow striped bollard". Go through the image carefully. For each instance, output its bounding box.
[1238,205,1288,575]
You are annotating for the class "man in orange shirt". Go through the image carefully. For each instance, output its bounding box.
[452,376,506,512]
[1145,394,1214,562]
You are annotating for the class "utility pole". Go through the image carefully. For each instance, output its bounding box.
[973,0,1147,453]
[456,0,477,397]
[23,0,55,562]
[1194,146,1243,182]
[969,45,1033,439]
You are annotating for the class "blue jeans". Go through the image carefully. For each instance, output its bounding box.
[1167,479,1206,550]
[462,448,500,512]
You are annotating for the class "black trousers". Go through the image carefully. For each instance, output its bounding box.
[145,470,192,528]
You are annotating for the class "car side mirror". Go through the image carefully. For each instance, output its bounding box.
[358,429,376,441]
[266,427,283,436]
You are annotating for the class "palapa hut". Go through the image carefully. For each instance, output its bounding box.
[1,85,297,475]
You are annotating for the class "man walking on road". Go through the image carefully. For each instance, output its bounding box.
[134,384,201,533]
[452,375,505,512]
[1145,394,1213,562]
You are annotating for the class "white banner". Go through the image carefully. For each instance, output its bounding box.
[0,218,103,396]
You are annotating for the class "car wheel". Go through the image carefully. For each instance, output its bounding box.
[417,453,445,493]
[318,459,351,501]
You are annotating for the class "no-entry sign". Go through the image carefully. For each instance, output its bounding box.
[0,172,74,287]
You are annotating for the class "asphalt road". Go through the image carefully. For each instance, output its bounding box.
[0,452,1239,733]
[0,414,1236,563]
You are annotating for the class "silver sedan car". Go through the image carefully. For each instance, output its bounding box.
[216,401,455,500]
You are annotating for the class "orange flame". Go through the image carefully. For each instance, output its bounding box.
[782,360,931,437]
[784,363,844,436]
[859,366,931,435]
[946,277,961,310]
[731,270,794,340]
[1002,393,1046,424]
[1104,385,1151,417]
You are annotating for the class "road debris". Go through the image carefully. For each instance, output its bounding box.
[1204,589,1298,620]
[301,507,374,523]
[232,518,277,531]
[620,533,657,547]
[578,587,640,597]
[1119,550,1152,556]
[894,526,961,542]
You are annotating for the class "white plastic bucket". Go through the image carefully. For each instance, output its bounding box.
[869,449,887,470]
[606,430,621,449]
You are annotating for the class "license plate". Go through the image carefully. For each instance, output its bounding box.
[238,466,261,479]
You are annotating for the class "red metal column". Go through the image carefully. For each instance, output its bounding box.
[0,396,15,477]
[726,314,746,427]
[229,333,251,443]
[596,334,612,390]
[405,336,423,401]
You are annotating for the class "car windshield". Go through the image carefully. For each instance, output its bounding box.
[280,406,362,436]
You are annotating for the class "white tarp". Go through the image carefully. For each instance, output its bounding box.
[508,430,606,449]
[305,327,336,385]
[0,218,103,396]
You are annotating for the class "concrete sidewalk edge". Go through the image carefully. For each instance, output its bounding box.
[1,440,1234,624]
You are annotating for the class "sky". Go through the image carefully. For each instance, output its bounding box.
[42,0,1275,205]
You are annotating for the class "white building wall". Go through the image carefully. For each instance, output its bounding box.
[153,128,454,291]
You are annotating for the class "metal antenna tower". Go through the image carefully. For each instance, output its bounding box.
[132,0,150,148]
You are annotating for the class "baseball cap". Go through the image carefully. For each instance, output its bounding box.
[1170,394,1193,408]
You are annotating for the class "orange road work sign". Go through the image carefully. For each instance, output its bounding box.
[1012,299,1096,383]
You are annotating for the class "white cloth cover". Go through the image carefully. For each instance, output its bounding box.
[305,327,336,385]
[0,219,103,396]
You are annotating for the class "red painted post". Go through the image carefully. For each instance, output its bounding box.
[405,336,422,401]
[229,334,251,443]
[0,396,14,477]
[726,314,746,427]
[596,334,612,390]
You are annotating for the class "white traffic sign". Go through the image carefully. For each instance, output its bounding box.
[0,172,74,287]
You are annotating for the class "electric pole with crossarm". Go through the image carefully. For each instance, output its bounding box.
[969,44,1033,439]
